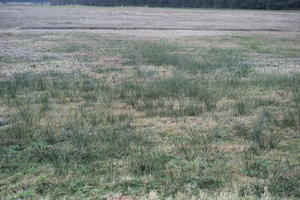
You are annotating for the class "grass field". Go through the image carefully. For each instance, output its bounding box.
[0,6,299,200]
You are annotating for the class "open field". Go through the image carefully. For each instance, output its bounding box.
[0,6,300,199]
[1,6,300,35]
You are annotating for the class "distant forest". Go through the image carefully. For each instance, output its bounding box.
[1,0,300,9]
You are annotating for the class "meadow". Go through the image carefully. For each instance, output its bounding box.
[0,6,299,200]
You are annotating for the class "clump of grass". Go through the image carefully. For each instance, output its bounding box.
[268,162,300,198]
[238,181,268,198]
[248,111,282,149]
[114,75,217,117]
[241,149,269,178]
[39,92,50,112]
[278,92,300,129]
[233,122,248,138]
[173,129,214,161]
[240,160,300,198]
[3,106,39,146]
[234,100,250,116]
[129,148,171,175]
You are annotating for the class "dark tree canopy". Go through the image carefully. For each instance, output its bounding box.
[1,0,48,3]
[51,0,300,9]
[1,0,300,9]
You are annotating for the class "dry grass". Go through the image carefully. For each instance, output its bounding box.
[0,6,299,200]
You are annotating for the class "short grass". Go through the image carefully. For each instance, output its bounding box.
[0,32,299,199]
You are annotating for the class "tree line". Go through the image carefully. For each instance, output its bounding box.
[2,0,300,9]
[49,0,300,9]
[1,0,48,3]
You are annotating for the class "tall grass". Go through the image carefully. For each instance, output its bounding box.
[113,75,219,116]
[123,41,251,73]
[248,111,282,149]
[1,36,299,199]
[0,72,228,198]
